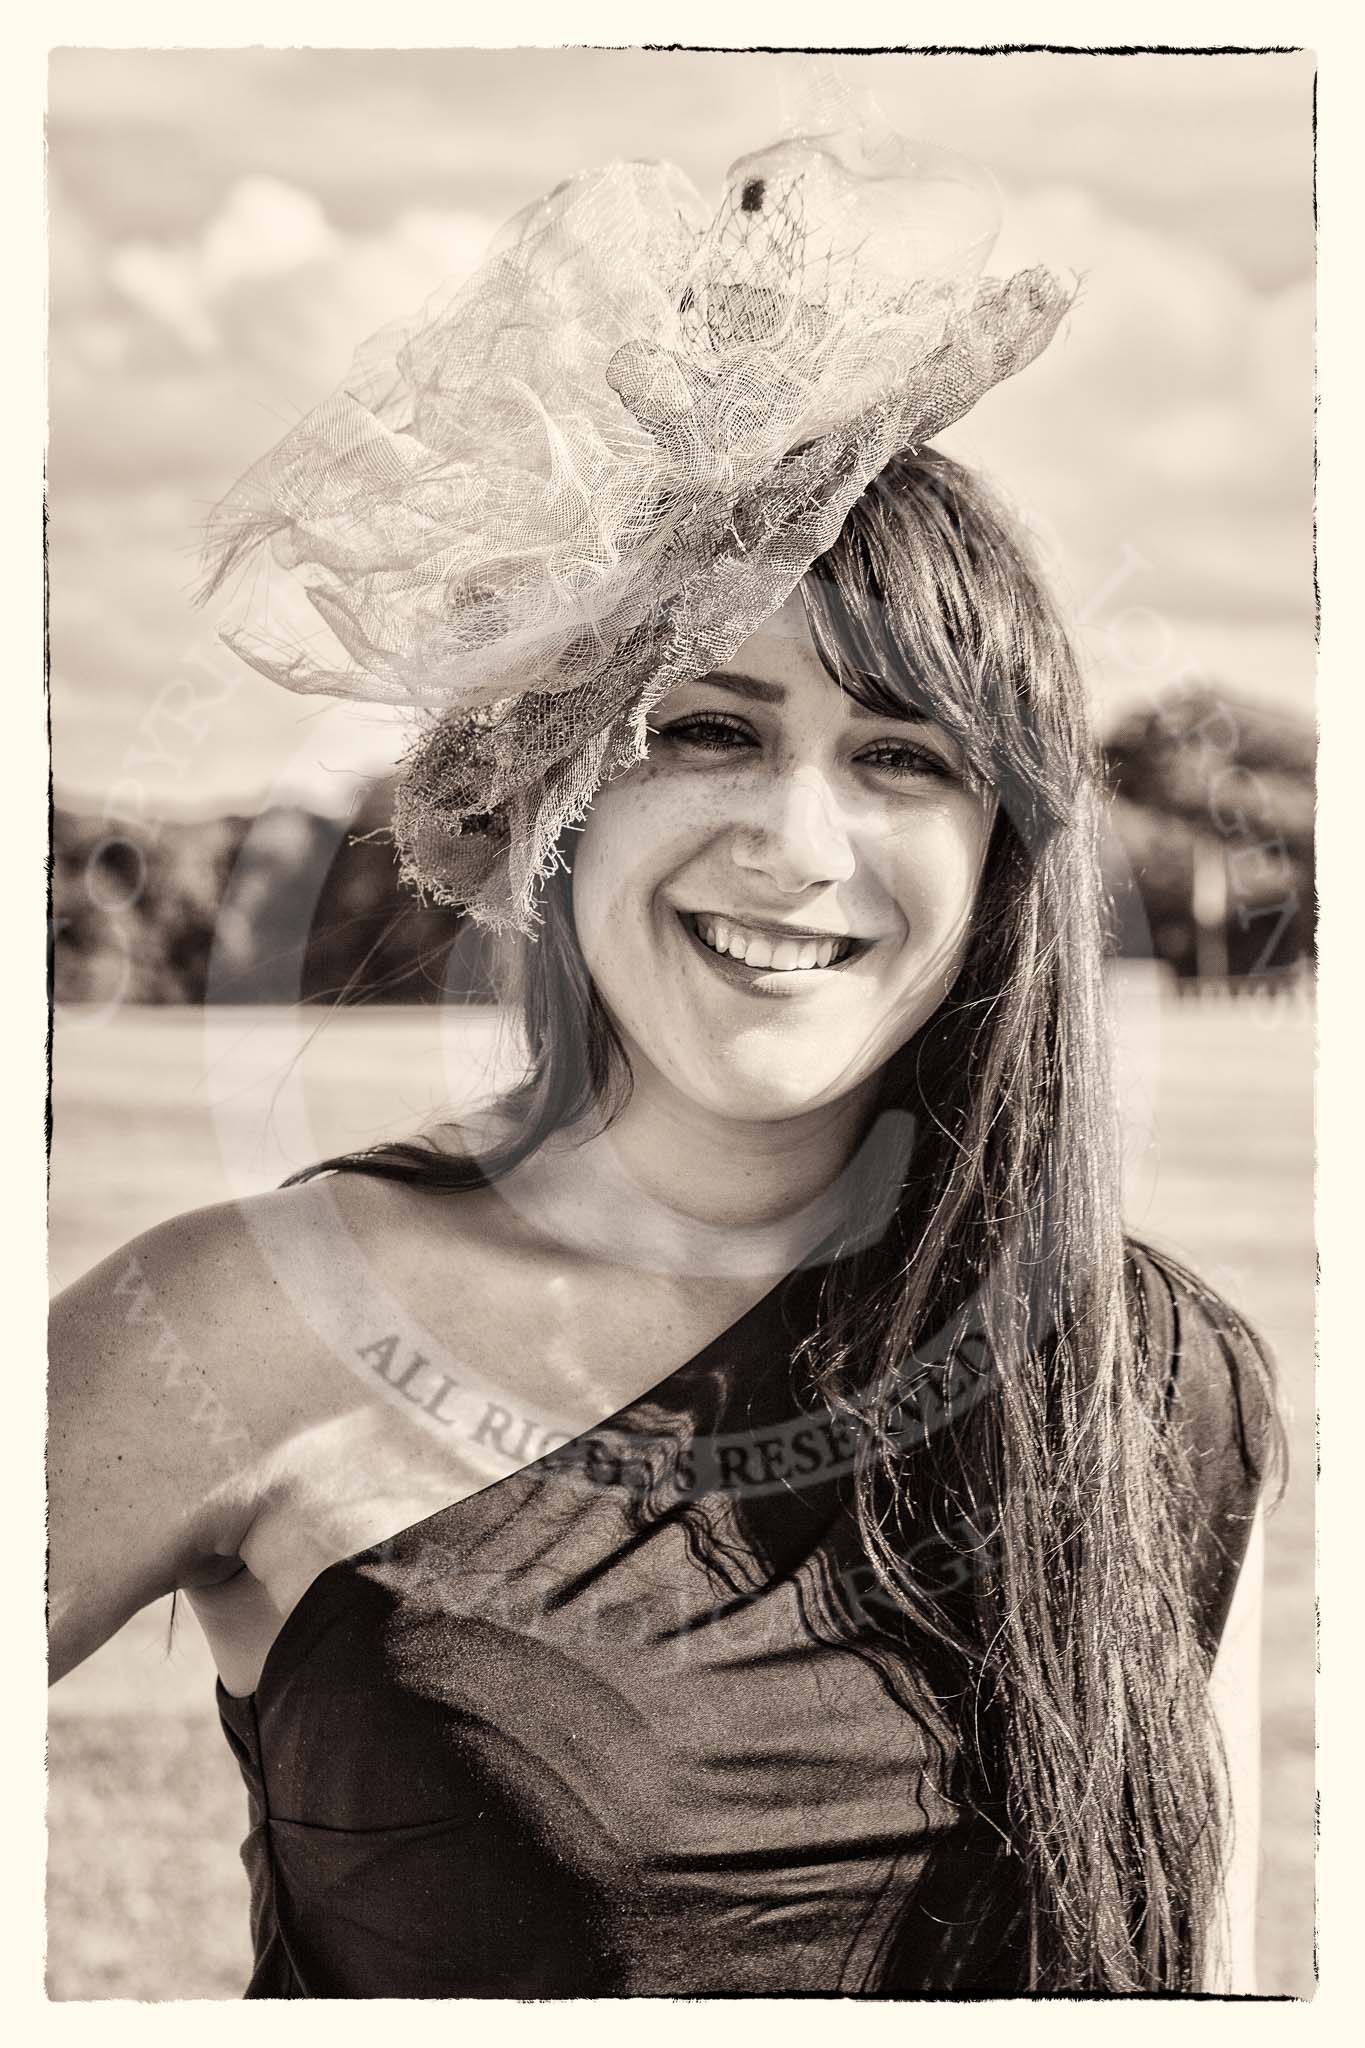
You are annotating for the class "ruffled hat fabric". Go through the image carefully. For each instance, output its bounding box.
[198,110,1074,933]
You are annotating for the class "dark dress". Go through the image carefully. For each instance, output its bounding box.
[216,1237,1275,1997]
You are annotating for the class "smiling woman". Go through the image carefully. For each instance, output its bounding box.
[47,92,1286,1999]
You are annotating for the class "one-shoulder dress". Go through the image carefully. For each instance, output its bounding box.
[215,1238,1275,1997]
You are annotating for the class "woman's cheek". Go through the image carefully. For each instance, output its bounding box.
[884,811,986,920]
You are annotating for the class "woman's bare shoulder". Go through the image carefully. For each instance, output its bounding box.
[48,1162,518,1684]
[58,1173,394,1312]
[51,1167,485,1412]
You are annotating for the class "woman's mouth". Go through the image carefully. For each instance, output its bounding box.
[681,911,866,976]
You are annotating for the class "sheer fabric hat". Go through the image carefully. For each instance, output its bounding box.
[198,95,1074,934]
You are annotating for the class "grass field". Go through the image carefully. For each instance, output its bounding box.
[46,982,1316,1999]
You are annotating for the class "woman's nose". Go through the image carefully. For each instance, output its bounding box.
[729,765,857,893]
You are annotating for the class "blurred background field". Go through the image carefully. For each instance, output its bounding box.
[46,980,1315,2000]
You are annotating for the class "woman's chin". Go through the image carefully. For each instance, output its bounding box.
[669,1060,862,1128]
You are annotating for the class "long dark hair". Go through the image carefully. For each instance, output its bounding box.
[284,446,1282,1990]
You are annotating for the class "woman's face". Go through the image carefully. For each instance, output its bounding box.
[571,591,998,1125]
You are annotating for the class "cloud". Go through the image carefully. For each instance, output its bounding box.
[49,173,498,490]
[107,177,341,356]
[99,173,494,391]
[945,182,1314,632]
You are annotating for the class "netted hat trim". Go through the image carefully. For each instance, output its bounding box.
[199,111,1075,933]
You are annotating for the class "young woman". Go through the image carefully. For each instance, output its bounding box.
[48,118,1282,1998]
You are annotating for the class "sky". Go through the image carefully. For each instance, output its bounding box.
[46,46,1317,819]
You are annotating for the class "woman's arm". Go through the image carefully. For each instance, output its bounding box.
[47,1201,269,1684]
[1204,1505,1267,1994]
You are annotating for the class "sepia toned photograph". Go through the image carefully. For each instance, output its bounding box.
[46,43,1315,1999]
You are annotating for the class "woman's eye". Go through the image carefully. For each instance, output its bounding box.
[651,713,756,754]
[857,740,956,782]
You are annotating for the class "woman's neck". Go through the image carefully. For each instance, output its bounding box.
[499,1063,883,1285]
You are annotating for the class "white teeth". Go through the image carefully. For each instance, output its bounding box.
[690,915,851,972]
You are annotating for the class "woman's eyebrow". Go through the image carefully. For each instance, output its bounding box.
[702,671,929,723]
[699,670,786,704]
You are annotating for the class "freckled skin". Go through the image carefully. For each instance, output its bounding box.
[572,592,997,1126]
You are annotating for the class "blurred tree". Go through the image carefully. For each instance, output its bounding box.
[51,779,498,1007]
[1102,685,1314,980]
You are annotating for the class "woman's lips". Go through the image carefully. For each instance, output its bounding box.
[691,912,853,970]
[679,909,871,987]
